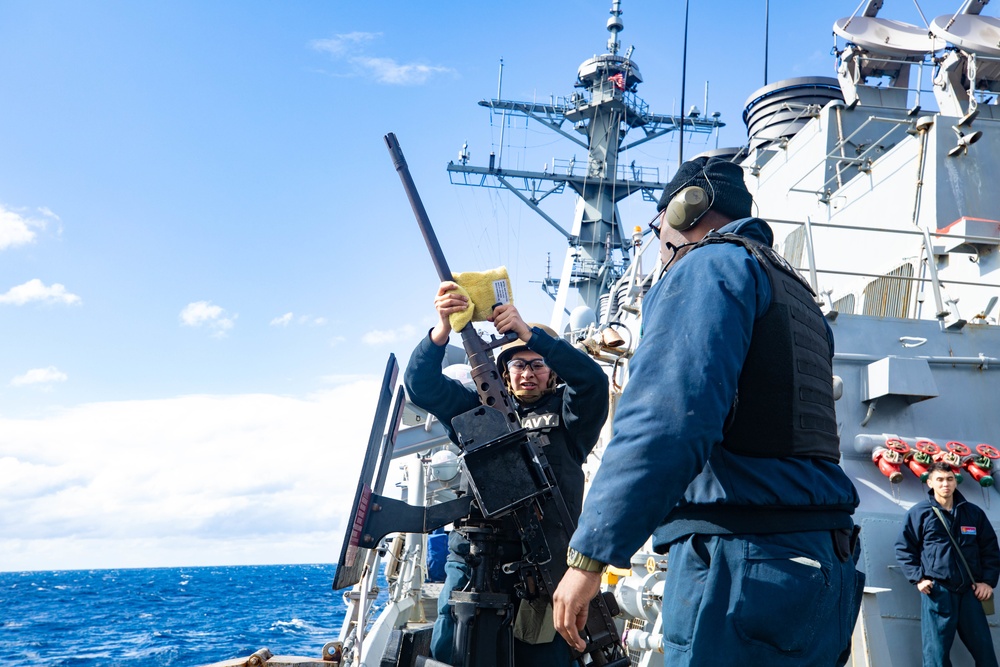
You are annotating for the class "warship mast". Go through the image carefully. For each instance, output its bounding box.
[447,0,723,330]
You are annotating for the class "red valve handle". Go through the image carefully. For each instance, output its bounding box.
[976,444,1000,459]
[947,441,972,457]
[885,438,910,454]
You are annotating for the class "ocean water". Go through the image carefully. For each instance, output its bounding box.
[0,564,353,667]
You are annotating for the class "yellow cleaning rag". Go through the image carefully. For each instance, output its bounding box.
[449,267,513,332]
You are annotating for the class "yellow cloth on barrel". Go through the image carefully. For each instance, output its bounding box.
[449,267,514,332]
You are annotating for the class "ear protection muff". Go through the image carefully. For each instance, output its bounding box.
[664,186,710,231]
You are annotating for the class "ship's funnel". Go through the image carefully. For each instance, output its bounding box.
[743,77,843,151]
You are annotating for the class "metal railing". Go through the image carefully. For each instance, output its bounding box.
[769,216,1000,325]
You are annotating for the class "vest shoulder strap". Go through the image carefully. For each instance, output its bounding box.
[692,230,816,297]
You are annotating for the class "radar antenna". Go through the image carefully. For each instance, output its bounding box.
[607,1,623,55]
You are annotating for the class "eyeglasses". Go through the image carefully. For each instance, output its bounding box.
[647,210,663,238]
[506,359,549,373]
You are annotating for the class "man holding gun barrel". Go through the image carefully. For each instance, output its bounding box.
[405,281,608,666]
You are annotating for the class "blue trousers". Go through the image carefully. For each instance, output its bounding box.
[430,559,470,663]
[921,584,998,667]
[660,531,864,667]
[430,557,572,666]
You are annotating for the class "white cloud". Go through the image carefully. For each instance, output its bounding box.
[180,300,236,337]
[311,31,453,85]
[180,300,224,325]
[361,324,417,345]
[350,56,454,85]
[0,204,41,250]
[270,312,293,327]
[310,31,381,56]
[270,313,326,327]
[0,382,384,571]
[0,279,81,306]
[10,366,68,388]
[37,206,60,221]
[320,373,379,385]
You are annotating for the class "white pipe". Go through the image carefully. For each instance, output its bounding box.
[624,628,664,654]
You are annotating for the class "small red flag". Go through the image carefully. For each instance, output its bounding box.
[608,72,625,91]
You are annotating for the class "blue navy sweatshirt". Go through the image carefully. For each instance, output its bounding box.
[570,217,859,568]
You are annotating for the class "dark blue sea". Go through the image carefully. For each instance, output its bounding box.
[0,564,354,667]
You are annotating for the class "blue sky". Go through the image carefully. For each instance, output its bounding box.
[0,0,975,571]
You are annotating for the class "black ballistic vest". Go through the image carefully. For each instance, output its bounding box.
[518,387,586,521]
[690,231,841,462]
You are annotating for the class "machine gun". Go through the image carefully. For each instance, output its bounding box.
[384,132,628,667]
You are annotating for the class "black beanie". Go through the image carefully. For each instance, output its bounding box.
[657,156,752,221]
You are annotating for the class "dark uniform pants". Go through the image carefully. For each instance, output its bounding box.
[660,530,864,666]
[921,584,998,667]
[429,537,573,667]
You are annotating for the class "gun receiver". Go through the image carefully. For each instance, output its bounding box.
[385,132,627,667]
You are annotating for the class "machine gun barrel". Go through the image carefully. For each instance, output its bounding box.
[385,132,520,442]
[385,132,454,283]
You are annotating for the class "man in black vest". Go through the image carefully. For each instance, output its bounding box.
[405,281,608,666]
[553,157,863,666]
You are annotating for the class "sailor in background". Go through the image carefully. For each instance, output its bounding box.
[404,282,608,666]
[896,461,1000,666]
[553,157,864,666]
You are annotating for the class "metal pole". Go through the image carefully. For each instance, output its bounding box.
[679,0,690,165]
[764,0,770,85]
[920,227,948,319]
[804,216,820,294]
[497,58,506,171]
